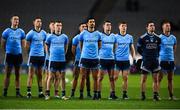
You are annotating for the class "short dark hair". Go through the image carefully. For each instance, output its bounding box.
[103,20,111,24]
[146,20,155,27]
[78,22,86,27]
[161,20,171,26]
[33,17,42,21]
[119,21,127,26]
[87,17,95,22]
[54,20,62,24]
[10,15,19,20]
[49,21,54,24]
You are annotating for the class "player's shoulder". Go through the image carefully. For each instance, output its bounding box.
[153,33,160,37]
[95,30,101,34]
[3,28,11,33]
[170,34,176,39]
[73,34,80,40]
[28,29,34,34]
[61,33,68,38]
[41,29,47,34]
[17,28,24,32]
[126,34,133,38]
[140,33,148,39]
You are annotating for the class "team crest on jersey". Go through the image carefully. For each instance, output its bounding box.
[150,38,154,42]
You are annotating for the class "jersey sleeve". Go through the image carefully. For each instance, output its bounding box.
[114,34,117,44]
[130,35,134,44]
[137,37,143,55]
[2,28,9,40]
[79,31,84,42]
[20,29,26,40]
[26,30,33,42]
[174,36,177,45]
[72,36,78,46]
[64,35,69,45]
[45,36,51,45]
[98,31,102,41]
[43,30,47,41]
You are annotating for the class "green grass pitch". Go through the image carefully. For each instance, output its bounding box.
[0,72,180,109]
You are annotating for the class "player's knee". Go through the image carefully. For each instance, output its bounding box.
[153,78,158,83]
[168,77,173,82]
[123,75,128,82]
[98,76,103,82]
[93,76,98,81]
[109,76,114,82]
[141,78,147,83]
[74,73,79,79]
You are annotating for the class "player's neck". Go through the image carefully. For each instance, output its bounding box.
[104,30,111,35]
[55,31,61,35]
[11,25,18,29]
[120,31,126,36]
[147,31,154,35]
[163,31,170,36]
[34,27,41,32]
[50,30,54,34]
[88,27,95,32]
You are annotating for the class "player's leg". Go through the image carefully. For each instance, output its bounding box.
[60,72,66,97]
[44,60,49,91]
[79,68,87,99]
[71,66,80,97]
[97,69,105,99]
[107,69,118,99]
[158,61,165,94]
[152,72,159,101]
[54,72,60,98]
[3,65,13,97]
[44,69,49,92]
[114,61,121,82]
[167,71,174,100]
[14,65,23,97]
[92,69,98,100]
[158,71,163,93]
[86,69,91,98]
[27,66,35,98]
[122,70,129,99]
[45,71,55,100]
[60,71,69,100]
[36,66,44,98]
[114,70,119,81]
[141,70,148,100]
[54,72,60,97]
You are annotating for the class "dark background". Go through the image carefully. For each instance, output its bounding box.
[0,0,180,71]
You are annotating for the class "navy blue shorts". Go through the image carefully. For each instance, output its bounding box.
[28,56,45,68]
[160,61,175,72]
[5,53,23,67]
[80,58,99,69]
[99,59,115,70]
[141,59,160,74]
[49,61,66,73]
[115,60,130,71]
[73,60,80,67]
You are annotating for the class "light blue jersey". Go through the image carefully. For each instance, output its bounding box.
[26,29,46,56]
[99,33,116,60]
[159,34,176,61]
[45,33,52,60]
[2,28,25,54]
[46,33,68,62]
[79,30,101,59]
[115,33,133,61]
[72,34,81,61]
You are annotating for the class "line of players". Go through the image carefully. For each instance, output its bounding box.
[1,15,177,101]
